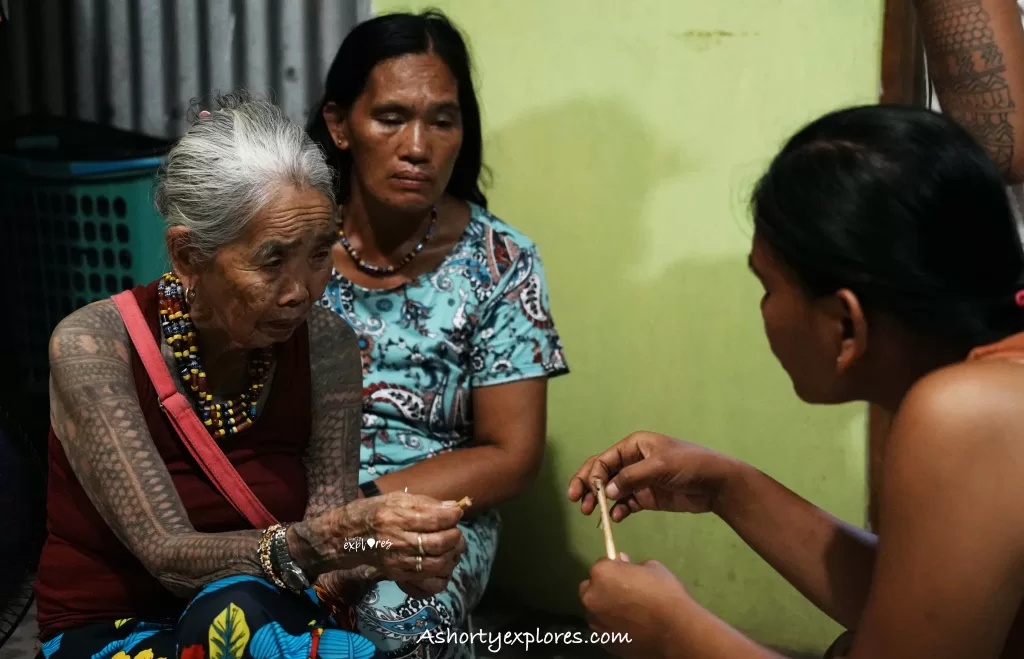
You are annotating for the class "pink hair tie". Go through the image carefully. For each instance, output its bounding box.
[198,110,211,118]
[1014,289,1024,307]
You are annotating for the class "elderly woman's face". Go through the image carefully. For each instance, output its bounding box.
[335,52,463,212]
[183,186,336,348]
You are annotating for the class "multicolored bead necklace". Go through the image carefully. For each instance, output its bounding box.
[157,272,273,438]
[337,205,438,276]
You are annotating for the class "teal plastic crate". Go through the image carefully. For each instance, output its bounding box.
[0,118,172,393]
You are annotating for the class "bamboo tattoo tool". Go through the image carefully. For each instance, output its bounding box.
[593,479,618,560]
[457,496,473,509]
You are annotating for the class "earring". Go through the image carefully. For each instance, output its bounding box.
[184,286,197,305]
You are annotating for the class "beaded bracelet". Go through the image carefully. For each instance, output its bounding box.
[258,523,287,589]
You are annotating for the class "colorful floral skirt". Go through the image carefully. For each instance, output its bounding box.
[38,576,377,659]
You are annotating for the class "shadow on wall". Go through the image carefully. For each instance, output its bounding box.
[478,95,678,612]
[482,438,590,614]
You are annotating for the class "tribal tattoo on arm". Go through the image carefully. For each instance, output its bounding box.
[917,0,1019,172]
[299,307,376,586]
[48,300,266,598]
[302,305,363,517]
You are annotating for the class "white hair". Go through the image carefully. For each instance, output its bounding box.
[154,90,336,262]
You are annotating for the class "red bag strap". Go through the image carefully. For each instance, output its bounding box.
[111,290,278,529]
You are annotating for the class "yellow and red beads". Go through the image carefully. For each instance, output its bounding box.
[157,272,272,438]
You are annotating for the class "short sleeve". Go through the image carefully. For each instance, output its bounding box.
[470,244,569,387]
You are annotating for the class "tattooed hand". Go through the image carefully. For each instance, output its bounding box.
[315,564,383,610]
[296,307,466,586]
[288,492,466,582]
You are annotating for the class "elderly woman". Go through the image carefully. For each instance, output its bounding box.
[307,10,569,658]
[34,92,466,659]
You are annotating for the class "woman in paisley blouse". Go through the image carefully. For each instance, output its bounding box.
[307,10,569,658]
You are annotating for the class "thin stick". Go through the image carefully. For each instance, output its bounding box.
[593,479,618,560]
[457,496,473,510]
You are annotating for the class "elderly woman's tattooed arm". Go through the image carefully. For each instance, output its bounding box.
[298,308,461,599]
[301,306,363,518]
[48,301,366,597]
[299,306,383,591]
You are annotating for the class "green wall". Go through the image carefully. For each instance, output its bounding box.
[376,1,883,653]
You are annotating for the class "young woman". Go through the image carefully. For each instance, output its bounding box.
[570,105,1024,659]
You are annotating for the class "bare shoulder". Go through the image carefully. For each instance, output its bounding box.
[894,359,1024,449]
[861,359,1024,659]
[307,304,357,343]
[48,300,139,446]
[48,300,130,369]
[51,299,125,337]
[885,359,1024,535]
[306,305,360,387]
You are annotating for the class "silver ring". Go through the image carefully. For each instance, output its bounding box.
[416,555,423,572]
[417,534,425,556]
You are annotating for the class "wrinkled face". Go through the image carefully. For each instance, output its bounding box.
[181,186,336,349]
[749,231,855,404]
[328,52,463,212]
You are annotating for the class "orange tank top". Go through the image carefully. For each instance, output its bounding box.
[965,332,1024,363]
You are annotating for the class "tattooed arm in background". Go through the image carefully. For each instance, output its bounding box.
[915,0,1024,182]
[49,301,464,599]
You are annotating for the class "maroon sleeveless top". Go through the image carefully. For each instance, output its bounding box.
[35,280,311,640]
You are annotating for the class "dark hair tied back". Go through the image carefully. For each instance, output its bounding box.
[752,105,1024,345]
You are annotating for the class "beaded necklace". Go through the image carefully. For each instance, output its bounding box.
[337,205,437,276]
[157,272,273,438]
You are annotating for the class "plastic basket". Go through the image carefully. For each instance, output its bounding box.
[0,116,173,394]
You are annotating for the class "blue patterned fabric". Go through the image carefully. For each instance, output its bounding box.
[319,203,568,479]
[319,203,569,658]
